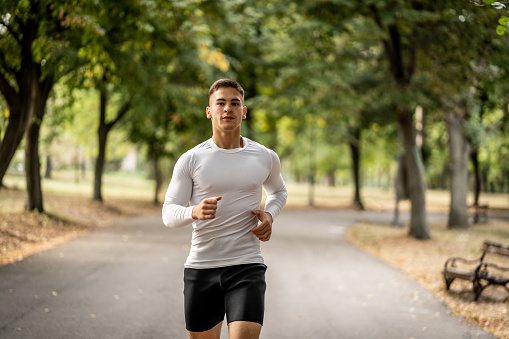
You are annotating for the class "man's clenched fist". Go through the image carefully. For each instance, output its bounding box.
[192,196,222,220]
[250,210,273,242]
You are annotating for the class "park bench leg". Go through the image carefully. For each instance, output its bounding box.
[444,275,455,290]
[473,279,487,301]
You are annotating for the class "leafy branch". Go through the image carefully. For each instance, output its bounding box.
[473,0,509,34]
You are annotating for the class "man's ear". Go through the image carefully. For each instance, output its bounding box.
[206,106,211,118]
[242,106,247,119]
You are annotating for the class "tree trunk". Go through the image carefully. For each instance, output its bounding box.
[93,87,108,202]
[392,130,409,227]
[0,2,41,188]
[307,171,315,207]
[150,143,163,205]
[470,90,487,206]
[372,16,429,238]
[0,68,37,188]
[0,105,26,188]
[45,155,52,179]
[25,115,44,212]
[24,74,53,212]
[445,110,471,229]
[153,160,162,206]
[398,107,430,239]
[22,47,46,211]
[327,165,336,187]
[392,155,408,227]
[93,76,131,202]
[93,126,107,202]
[470,150,480,206]
[505,170,509,197]
[307,120,315,207]
[502,99,509,134]
[348,127,365,210]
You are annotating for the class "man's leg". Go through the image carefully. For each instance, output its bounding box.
[184,268,225,336]
[223,264,267,339]
[228,321,262,339]
[188,321,223,339]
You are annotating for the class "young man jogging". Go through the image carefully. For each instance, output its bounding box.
[162,79,287,339]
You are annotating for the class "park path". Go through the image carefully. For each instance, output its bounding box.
[0,210,495,339]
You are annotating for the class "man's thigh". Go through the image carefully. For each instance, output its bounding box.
[222,264,267,326]
[184,267,225,332]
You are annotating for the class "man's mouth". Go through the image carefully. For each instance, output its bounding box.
[222,116,235,120]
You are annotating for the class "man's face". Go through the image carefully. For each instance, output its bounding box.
[206,87,247,133]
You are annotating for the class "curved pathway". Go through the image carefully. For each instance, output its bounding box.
[0,210,495,338]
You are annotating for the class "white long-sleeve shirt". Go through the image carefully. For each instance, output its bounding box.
[162,137,287,269]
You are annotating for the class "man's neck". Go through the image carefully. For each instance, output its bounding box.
[212,133,243,149]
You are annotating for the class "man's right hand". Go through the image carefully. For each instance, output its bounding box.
[192,196,222,220]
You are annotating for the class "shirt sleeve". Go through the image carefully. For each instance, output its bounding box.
[262,149,288,219]
[162,152,195,228]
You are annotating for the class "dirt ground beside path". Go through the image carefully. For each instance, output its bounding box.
[348,219,509,339]
[0,189,161,266]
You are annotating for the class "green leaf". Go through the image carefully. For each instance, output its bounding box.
[482,0,495,4]
[499,16,509,25]
[496,25,506,35]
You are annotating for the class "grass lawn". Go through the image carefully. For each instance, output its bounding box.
[1,171,509,337]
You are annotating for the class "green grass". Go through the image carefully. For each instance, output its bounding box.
[2,171,508,213]
[1,170,157,213]
[4,170,156,197]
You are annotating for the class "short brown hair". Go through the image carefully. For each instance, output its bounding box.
[208,79,244,102]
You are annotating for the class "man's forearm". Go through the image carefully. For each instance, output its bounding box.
[162,203,194,228]
[264,185,287,220]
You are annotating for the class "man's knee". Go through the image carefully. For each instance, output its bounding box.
[228,321,262,339]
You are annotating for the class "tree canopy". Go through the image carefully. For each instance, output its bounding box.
[1,0,508,238]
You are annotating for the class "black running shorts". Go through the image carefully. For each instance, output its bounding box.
[183,263,267,332]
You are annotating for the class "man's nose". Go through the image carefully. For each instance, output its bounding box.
[223,105,232,112]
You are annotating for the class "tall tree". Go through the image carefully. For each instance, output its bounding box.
[115,0,212,204]
[0,0,89,211]
[422,0,503,228]
[334,19,397,210]
[75,0,157,202]
[302,0,430,237]
[364,1,431,239]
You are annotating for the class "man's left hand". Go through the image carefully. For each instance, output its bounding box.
[250,210,273,242]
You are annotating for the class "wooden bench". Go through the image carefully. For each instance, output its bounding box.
[468,204,489,223]
[443,241,509,300]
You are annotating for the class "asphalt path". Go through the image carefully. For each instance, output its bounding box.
[0,210,495,339]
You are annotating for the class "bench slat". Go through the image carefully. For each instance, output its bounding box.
[444,268,475,281]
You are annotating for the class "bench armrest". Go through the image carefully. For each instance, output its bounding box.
[444,256,483,269]
[481,262,509,273]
